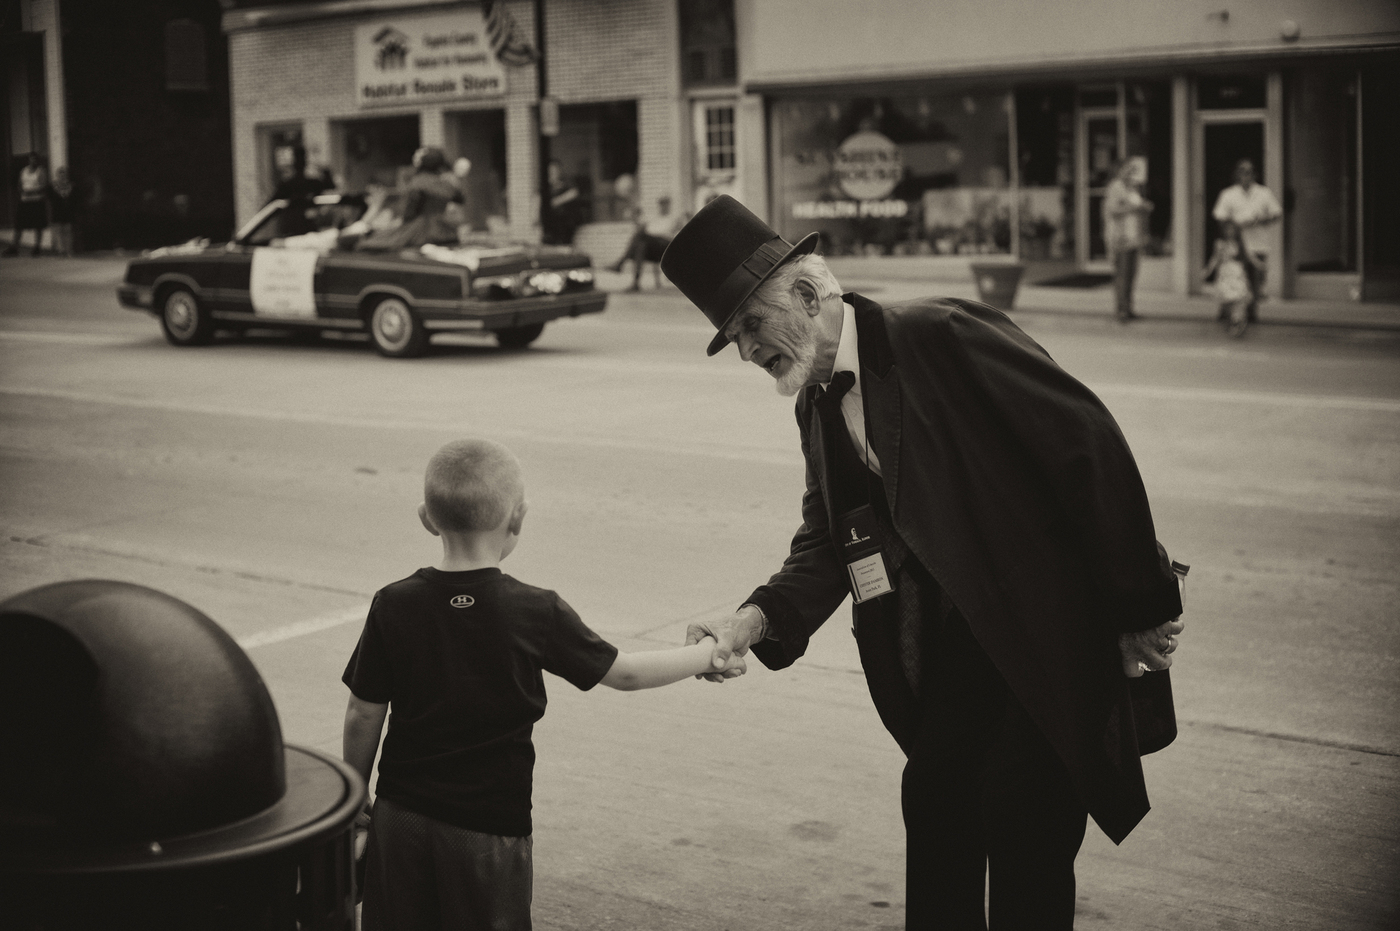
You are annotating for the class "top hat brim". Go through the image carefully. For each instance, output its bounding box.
[705,230,820,356]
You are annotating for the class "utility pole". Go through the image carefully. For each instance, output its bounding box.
[535,0,550,241]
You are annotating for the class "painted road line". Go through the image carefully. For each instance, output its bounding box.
[1092,382,1400,413]
[0,385,804,467]
[7,380,1400,418]
[236,605,367,650]
[0,330,142,345]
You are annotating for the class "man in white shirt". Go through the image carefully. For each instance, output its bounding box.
[1212,159,1282,320]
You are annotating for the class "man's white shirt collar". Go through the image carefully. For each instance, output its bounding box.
[825,301,860,388]
[822,301,882,476]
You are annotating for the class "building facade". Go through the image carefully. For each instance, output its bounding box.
[730,0,1400,300]
[222,0,688,251]
[3,0,236,250]
[223,0,1397,301]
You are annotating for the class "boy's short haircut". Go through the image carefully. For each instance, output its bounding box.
[424,439,523,533]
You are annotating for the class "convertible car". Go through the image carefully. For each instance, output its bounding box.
[117,193,606,357]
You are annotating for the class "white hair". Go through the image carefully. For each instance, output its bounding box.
[742,252,842,318]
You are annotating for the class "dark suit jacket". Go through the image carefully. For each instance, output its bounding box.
[746,293,1183,844]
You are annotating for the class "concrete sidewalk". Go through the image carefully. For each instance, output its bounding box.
[821,255,1400,333]
[8,249,1399,334]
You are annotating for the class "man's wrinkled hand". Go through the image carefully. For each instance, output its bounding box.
[1120,616,1185,678]
[686,605,763,683]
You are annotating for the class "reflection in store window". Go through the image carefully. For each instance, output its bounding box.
[773,95,1012,256]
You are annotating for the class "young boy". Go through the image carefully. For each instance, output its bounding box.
[342,438,742,930]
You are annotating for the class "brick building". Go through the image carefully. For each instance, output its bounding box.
[222,0,711,257]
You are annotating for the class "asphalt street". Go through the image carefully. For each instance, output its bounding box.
[1,256,1397,929]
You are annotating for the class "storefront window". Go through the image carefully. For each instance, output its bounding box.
[553,101,638,223]
[333,115,420,193]
[1288,66,1358,273]
[1014,86,1075,260]
[680,0,737,88]
[1015,81,1171,263]
[772,94,1012,256]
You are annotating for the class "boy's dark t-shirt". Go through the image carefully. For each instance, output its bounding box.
[342,567,618,837]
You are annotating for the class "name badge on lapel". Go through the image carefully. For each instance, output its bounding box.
[839,505,895,603]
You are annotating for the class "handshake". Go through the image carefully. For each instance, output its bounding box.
[686,604,766,684]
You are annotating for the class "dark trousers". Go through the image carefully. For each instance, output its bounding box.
[1112,249,1139,318]
[362,796,533,931]
[899,595,1087,930]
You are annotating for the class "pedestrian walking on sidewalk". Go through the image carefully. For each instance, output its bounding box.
[662,195,1188,931]
[9,153,49,256]
[1103,156,1153,322]
[341,438,744,930]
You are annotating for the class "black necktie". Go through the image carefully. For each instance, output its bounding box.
[822,370,925,695]
[822,370,856,406]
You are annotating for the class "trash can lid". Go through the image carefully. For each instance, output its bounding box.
[0,580,364,873]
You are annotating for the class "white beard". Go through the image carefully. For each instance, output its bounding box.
[774,339,817,396]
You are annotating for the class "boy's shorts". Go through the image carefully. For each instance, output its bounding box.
[361,796,533,931]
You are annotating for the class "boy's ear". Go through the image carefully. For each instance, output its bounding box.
[507,499,528,536]
[417,502,440,536]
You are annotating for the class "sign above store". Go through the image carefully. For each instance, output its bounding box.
[355,10,507,109]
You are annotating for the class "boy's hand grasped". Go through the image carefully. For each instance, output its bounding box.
[708,639,747,679]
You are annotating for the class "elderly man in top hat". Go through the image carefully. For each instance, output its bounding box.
[661,196,1187,929]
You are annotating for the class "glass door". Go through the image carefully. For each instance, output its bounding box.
[1078,110,1120,263]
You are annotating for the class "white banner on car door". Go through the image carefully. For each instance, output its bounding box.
[250,248,319,318]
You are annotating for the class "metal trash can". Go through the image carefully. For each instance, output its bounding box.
[970,262,1026,311]
[0,580,366,931]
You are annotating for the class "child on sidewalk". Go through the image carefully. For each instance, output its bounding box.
[1204,219,1256,338]
[342,438,743,931]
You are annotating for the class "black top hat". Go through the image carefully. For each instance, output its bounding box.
[660,195,818,356]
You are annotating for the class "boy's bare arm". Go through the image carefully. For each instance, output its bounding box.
[600,636,745,691]
[343,693,390,787]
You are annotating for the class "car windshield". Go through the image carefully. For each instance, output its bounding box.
[241,197,368,247]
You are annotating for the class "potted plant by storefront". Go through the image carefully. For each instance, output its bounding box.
[969,259,1026,311]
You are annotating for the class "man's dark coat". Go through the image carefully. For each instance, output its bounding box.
[747,293,1183,843]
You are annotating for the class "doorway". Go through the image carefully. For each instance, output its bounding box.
[1201,119,1264,261]
[445,109,507,232]
[332,114,420,194]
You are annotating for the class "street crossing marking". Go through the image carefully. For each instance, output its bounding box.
[236,606,367,650]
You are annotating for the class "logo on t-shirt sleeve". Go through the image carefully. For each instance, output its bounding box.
[450,594,476,608]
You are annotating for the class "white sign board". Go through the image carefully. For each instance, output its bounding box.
[356,9,506,109]
[250,248,319,318]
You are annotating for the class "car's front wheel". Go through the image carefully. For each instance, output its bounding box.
[159,286,214,346]
[368,296,428,358]
[495,323,544,349]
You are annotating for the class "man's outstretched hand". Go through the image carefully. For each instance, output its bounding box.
[686,605,765,683]
[1120,615,1185,678]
